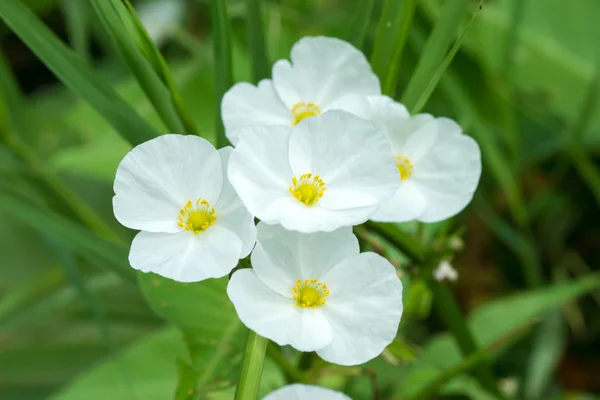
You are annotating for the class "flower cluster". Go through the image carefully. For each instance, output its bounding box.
[113,36,481,373]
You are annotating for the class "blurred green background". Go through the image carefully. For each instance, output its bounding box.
[0,0,599,399]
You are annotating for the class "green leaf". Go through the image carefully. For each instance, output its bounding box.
[90,0,184,134]
[210,0,234,147]
[62,0,91,60]
[138,273,245,393]
[246,0,270,83]
[175,358,199,400]
[0,0,159,146]
[346,0,376,50]
[371,0,416,96]
[401,0,470,110]
[0,192,134,282]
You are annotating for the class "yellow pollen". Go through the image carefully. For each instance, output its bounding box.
[291,102,321,125]
[395,155,414,181]
[177,198,217,234]
[289,173,326,206]
[292,278,330,308]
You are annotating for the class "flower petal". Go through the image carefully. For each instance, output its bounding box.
[251,222,359,296]
[272,36,380,109]
[228,126,294,221]
[113,134,222,233]
[317,253,403,366]
[411,119,482,222]
[402,116,440,163]
[369,180,427,222]
[289,110,399,209]
[221,80,291,145]
[263,384,351,400]
[215,147,257,257]
[228,269,332,351]
[129,225,242,282]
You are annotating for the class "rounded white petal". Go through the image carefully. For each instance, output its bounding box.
[317,253,403,366]
[272,36,380,109]
[365,95,410,139]
[129,225,242,282]
[370,180,427,222]
[228,269,332,351]
[251,222,359,296]
[221,80,291,145]
[289,110,400,209]
[214,147,256,257]
[113,134,222,233]
[228,126,294,221]
[263,384,350,400]
[411,118,482,222]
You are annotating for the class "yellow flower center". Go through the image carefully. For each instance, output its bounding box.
[292,102,321,125]
[395,155,413,181]
[177,198,217,234]
[292,279,330,308]
[289,173,326,206]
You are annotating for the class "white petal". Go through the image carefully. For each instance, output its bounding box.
[365,95,410,140]
[129,225,242,282]
[402,117,439,163]
[251,222,359,296]
[411,119,482,222]
[228,126,294,221]
[214,147,257,257]
[113,134,222,233]
[289,110,399,209]
[221,80,291,145]
[369,180,427,222]
[272,36,380,109]
[228,269,332,351]
[263,384,351,400]
[317,253,403,366]
[262,197,379,233]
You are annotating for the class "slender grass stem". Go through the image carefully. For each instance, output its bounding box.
[235,330,268,400]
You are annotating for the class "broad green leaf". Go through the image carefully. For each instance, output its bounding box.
[0,0,160,146]
[246,0,270,83]
[401,0,470,110]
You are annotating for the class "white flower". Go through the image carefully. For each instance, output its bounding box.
[221,36,381,145]
[263,384,350,400]
[113,134,256,282]
[366,96,482,223]
[227,110,399,233]
[227,223,403,366]
[433,260,458,282]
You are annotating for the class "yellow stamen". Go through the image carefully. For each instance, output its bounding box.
[289,173,326,206]
[291,102,321,125]
[293,278,329,308]
[395,155,413,180]
[177,198,217,234]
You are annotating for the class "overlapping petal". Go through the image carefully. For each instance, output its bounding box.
[263,384,351,400]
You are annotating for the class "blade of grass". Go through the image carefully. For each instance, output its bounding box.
[346,0,376,50]
[210,0,234,148]
[411,2,482,114]
[62,0,90,60]
[401,0,470,110]
[246,0,270,83]
[90,0,185,134]
[0,192,135,282]
[0,0,159,146]
[371,0,416,96]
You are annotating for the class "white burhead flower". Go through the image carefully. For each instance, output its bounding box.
[433,260,458,282]
[221,36,381,145]
[228,110,400,233]
[227,223,403,366]
[366,96,482,223]
[263,384,350,400]
[113,135,256,282]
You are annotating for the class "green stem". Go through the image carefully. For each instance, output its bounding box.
[266,343,309,384]
[365,222,425,263]
[235,330,268,400]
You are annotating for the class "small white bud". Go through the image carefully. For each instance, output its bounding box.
[433,261,458,282]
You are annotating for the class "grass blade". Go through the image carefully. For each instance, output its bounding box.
[210,0,234,147]
[0,0,160,146]
[401,0,470,110]
[371,0,416,96]
[90,0,185,134]
[246,0,270,83]
[346,0,376,50]
[62,0,90,60]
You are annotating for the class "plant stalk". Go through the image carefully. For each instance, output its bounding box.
[235,330,268,400]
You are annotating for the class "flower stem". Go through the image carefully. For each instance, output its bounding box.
[266,343,309,383]
[235,330,268,400]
